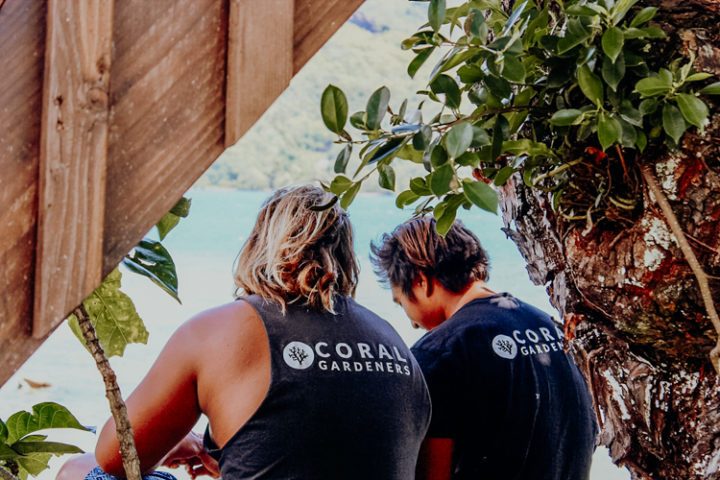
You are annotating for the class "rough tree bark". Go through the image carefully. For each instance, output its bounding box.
[500,1,720,478]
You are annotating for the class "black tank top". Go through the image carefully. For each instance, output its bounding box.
[203,295,431,480]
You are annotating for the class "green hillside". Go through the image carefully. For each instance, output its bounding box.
[198,1,431,191]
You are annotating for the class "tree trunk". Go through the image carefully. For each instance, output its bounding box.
[499,2,720,477]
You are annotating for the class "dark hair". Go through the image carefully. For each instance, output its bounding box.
[370,217,490,299]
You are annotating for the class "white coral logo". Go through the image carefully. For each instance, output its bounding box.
[492,335,518,359]
[283,342,315,370]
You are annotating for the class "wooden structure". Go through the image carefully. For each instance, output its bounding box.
[0,0,363,386]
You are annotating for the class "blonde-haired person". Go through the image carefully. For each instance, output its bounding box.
[58,185,431,480]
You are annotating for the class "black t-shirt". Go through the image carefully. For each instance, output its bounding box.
[411,293,597,480]
[204,295,431,480]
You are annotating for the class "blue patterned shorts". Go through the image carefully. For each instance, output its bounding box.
[85,466,177,480]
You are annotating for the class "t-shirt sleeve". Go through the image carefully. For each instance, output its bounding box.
[411,345,464,438]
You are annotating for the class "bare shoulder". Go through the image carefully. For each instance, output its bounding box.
[176,300,267,365]
[178,299,263,340]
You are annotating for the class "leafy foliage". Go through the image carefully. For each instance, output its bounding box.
[319,0,718,234]
[68,269,149,357]
[0,403,90,480]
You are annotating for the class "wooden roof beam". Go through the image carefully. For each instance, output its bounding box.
[225,0,294,147]
[34,0,114,338]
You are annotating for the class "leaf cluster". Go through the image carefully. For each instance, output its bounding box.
[0,403,90,480]
[319,0,718,234]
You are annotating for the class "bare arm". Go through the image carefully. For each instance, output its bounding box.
[95,319,203,476]
[416,437,454,480]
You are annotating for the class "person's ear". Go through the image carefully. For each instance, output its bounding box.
[416,272,434,298]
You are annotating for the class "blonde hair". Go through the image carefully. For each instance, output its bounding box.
[234,185,359,313]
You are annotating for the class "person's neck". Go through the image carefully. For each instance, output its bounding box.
[442,281,497,320]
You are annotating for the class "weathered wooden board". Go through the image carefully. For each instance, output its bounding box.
[102,0,228,275]
[34,0,114,338]
[0,0,365,387]
[294,0,365,73]
[225,0,294,147]
[0,0,47,384]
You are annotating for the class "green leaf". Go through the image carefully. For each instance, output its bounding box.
[635,72,673,97]
[366,86,391,131]
[430,144,448,168]
[340,182,362,210]
[429,0,446,32]
[68,269,149,357]
[602,52,625,92]
[577,65,604,106]
[549,109,583,126]
[5,403,89,445]
[699,81,720,95]
[601,27,624,64]
[396,190,420,208]
[484,75,512,100]
[502,55,526,83]
[662,103,687,144]
[685,72,713,82]
[17,453,52,477]
[456,152,479,167]
[334,145,352,174]
[320,85,348,135]
[630,6,657,27]
[491,115,509,161]
[123,239,179,302]
[462,179,498,213]
[458,64,484,84]
[566,4,603,16]
[557,18,592,54]
[328,175,353,195]
[435,203,458,236]
[502,139,554,157]
[494,166,515,186]
[350,111,367,130]
[12,441,84,456]
[639,98,659,115]
[378,165,396,191]
[408,48,434,79]
[636,130,648,152]
[156,197,191,241]
[0,419,7,443]
[444,123,473,158]
[413,125,433,151]
[430,74,461,108]
[676,93,710,129]
[430,164,455,196]
[465,8,487,40]
[471,125,491,147]
[410,177,432,196]
[642,25,666,39]
[597,113,621,150]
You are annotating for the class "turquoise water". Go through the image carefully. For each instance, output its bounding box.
[0,189,627,479]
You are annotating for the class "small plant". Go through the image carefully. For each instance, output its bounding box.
[0,403,91,480]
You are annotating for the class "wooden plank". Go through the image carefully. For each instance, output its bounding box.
[33,0,114,338]
[293,0,364,73]
[0,0,47,385]
[225,0,294,147]
[103,0,228,275]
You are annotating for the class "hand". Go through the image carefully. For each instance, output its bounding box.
[161,432,220,479]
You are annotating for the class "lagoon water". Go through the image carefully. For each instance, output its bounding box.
[0,189,628,479]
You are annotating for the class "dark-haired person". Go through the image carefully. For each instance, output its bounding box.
[371,217,597,480]
[58,185,431,480]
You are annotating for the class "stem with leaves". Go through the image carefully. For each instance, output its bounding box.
[641,164,720,375]
[72,304,142,480]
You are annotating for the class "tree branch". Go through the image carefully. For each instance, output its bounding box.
[641,164,720,376]
[0,466,20,480]
[73,304,142,480]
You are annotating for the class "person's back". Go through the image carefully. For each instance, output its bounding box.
[371,217,597,480]
[206,294,431,479]
[411,293,596,480]
[59,185,431,480]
